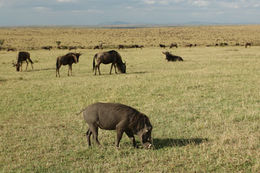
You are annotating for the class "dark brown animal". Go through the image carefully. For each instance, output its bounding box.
[7,48,17,51]
[93,50,126,75]
[69,46,77,50]
[78,102,153,148]
[245,42,252,48]
[13,51,34,71]
[118,45,125,49]
[186,44,193,48]
[162,51,183,61]
[93,43,103,49]
[170,43,178,48]
[159,44,166,48]
[56,52,81,77]
[41,46,52,50]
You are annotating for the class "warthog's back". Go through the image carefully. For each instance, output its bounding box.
[83,102,139,130]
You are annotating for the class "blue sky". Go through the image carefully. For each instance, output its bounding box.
[0,0,260,26]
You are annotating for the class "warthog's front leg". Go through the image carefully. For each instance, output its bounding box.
[125,130,137,148]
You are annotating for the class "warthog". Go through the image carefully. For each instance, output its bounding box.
[56,52,81,77]
[162,51,183,61]
[93,50,126,75]
[78,102,153,149]
[13,51,34,71]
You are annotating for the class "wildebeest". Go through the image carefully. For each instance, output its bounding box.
[69,46,77,50]
[78,102,153,149]
[118,44,125,49]
[56,52,81,77]
[159,44,166,48]
[185,44,193,48]
[93,50,126,75]
[93,43,103,49]
[13,51,34,71]
[7,48,17,51]
[41,46,52,50]
[170,43,178,48]
[245,42,252,48]
[162,51,183,61]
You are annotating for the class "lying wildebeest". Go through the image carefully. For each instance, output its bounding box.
[69,46,77,50]
[56,52,81,77]
[162,51,183,61]
[78,102,153,149]
[13,51,34,71]
[170,43,178,48]
[41,46,52,50]
[159,44,166,48]
[93,50,126,75]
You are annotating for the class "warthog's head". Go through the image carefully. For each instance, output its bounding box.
[138,115,153,149]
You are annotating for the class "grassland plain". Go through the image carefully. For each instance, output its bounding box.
[0,27,260,172]
[1,25,260,50]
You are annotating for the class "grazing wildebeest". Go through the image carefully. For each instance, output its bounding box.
[170,43,178,48]
[162,51,183,61]
[186,44,193,48]
[118,44,125,49]
[245,42,252,48]
[78,102,153,149]
[93,50,126,75]
[69,46,77,50]
[56,52,81,77]
[13,51,34,71]
[159,44,166,48]
[94,43,103,50]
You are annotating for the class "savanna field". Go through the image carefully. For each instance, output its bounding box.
[0,25,259,172]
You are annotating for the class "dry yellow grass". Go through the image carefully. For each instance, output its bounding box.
[1,25,260,50]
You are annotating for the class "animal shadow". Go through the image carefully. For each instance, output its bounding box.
[153,138,208,149]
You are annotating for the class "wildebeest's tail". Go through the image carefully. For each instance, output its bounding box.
[93,54,97,71]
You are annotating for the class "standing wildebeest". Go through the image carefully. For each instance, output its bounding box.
[118,44,125,49]
[162,51,183,61]
[170,43,178,48]
[13,51,34,71]
[245,42,252,48]
[93,50,126,75]
[56,52,81,77]
[78,102,153,149]
[159,44,166,48]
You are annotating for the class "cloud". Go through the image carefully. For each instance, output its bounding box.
[143,0,156,5]
[189,0,209,7]
[33,6,51,12]
[56,0,77,3]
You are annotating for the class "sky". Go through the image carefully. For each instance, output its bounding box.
[0,0,260,26]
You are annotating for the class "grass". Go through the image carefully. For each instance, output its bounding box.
[0,27,260,172]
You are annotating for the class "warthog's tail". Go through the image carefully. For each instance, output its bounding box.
[93,54,97,71]
[76,108,86,116]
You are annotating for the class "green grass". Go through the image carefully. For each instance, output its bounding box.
[0,47,259,172]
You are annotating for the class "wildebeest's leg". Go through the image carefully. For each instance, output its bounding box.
[86,129,92,146]
[56,65,60,77]
[114,64,117,74]
[70,65,73,76]
[109,64,113,74]
[125,130,137,148]
[98,65,101,75]
[25,60,28,71]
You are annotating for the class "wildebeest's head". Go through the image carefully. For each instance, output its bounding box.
[120,62,126,73]
[137,114,153,149]
[12,62,20,71]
